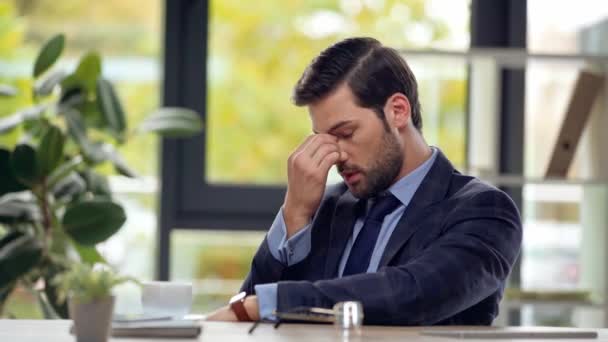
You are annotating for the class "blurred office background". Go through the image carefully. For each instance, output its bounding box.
[1,0,608,327]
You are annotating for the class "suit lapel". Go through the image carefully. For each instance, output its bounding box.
[379,150,455,267]
[323,191,361,278]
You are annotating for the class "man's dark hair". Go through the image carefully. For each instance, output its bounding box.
[292,37,422,131]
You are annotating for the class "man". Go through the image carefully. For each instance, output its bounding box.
[207,37,522,325]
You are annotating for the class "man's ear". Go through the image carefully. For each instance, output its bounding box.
[383,93,411,129]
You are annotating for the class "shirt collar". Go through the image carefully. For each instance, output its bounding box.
[387,147,438,207]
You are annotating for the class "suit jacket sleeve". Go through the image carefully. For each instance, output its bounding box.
[274,189,522,325]
[240,235,286,295]
[240,185,342,294]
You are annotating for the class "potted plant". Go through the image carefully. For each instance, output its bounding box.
[0,33,203,317]
[54,263,136,342]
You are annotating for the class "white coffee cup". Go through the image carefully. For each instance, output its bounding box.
[141,281,193,318]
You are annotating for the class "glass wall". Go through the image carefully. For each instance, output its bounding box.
[519,0,608,327]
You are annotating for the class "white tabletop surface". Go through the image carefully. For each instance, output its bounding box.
[1,319,607,342]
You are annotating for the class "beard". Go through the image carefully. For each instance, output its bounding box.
[338,131,403,199]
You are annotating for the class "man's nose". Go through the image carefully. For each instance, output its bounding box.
[337,140,350,160]
[339,151,348,162]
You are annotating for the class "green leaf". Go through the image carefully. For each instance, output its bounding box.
[0,231,24,249]
[34,70,68,98]
[97,78,127,142]
[62,199,126,245]
[80,141,107,165]
[10,144,39,185]
[0,105,46,134]
[22,118,47,139]
[43,282,68,318]
[101,144,137,178]
[64,110,86,142]
[37,291,60,319]
[37,125,65,178]
[0,195,40,224]
[0,84,17,97]
[52,172,86,201]
[79,98,106,129]
[41,262,70,318]
[72,242,106,265]
[81,171,111,198]
[36,258,70,318]
[0,149,27,196]
[64,110,105,164]
[74,52,101,94]
[48,156,84,188]
[137,108,203,137]
[60,55,104,129]
[59,76,85,107]
[0,234,43,288]
[53,263,134,303]
[33,34,65,78]
[0,112,23,134]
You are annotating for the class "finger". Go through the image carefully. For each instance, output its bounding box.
[294,134,334,154]
[318,151,340,174]
[311,143,340,166]
[307,138,339,159]
[293,134,337,162]
[291,135,317,165]
[303,134,337,154]
[292,134,316,155]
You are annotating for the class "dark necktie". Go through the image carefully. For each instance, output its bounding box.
[342,194,401,276]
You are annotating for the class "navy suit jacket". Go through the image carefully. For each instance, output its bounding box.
[241,150,522,325]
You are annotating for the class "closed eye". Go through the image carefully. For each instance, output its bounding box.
[338,131,354,139]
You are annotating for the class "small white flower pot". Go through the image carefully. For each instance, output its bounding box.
[69,296,115,342]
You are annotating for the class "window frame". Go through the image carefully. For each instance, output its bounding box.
[158,0,284,279]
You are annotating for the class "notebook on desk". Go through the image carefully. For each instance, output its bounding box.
[111,319,202,338]
[420,327,598,339]
[70,319,202,338]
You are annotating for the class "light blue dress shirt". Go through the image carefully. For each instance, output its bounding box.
[255,148,438,319]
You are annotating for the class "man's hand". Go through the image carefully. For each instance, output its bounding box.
[205,304,237,321]
[205,295,260,322]
[284,134,347,238]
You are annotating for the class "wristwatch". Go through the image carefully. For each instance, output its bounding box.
[229,291,252,321]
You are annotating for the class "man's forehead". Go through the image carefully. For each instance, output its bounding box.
[309,101,360,131]
[309,93,361,133]
[311,119,355,135]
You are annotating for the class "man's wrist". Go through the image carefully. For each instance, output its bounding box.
[244,295,260,321]
[283,205,311,238]
[229,292,252,321]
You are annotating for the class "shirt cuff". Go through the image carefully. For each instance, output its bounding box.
[266,207,312,265]
[254,283,278,321]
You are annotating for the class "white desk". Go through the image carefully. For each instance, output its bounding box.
[0,319,606,341]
